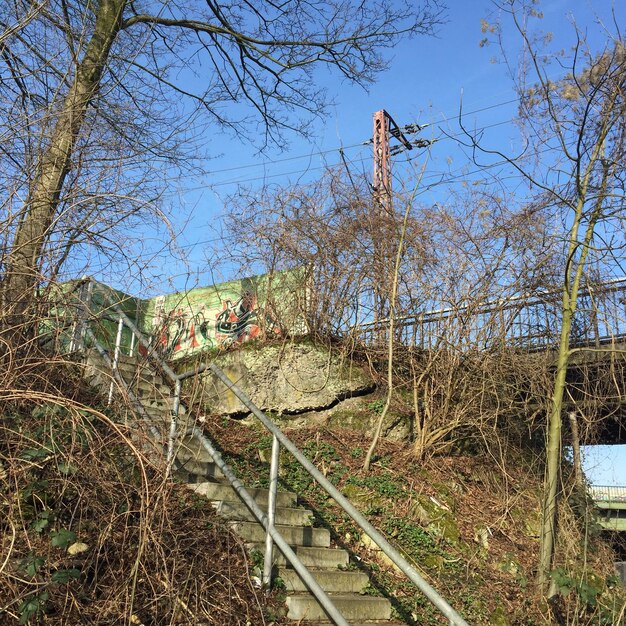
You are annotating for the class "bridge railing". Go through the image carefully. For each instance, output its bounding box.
[352,278,626,350]
[590,485,626,503]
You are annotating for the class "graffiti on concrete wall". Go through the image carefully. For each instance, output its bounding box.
[147,277,283,359]
[214,291,262,346]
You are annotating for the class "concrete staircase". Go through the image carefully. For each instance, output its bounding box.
[83,350,405,625]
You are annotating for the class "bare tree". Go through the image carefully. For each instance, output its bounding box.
[0,0,445,347]
[219,164,558,454]
[464,0,626,591]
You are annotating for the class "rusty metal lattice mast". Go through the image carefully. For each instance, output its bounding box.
[372,109,423,212]
[371,110,430,329]
[372,109,392,216]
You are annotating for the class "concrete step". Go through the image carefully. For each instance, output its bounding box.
[248,544,350,569]
[83,371,111,392]
[109,358,166,385]
[278,568,369,594]
[286,593,392,622]
[144,407,169,421]
[124,378,173,401]
[123,378,171,396]
[143,407,188,424]
[231,521,330,547]
[176,437,215,463]
[143,398,172,411]
[215,500,313,526]
[115,353,140,366]
[215,501,313,526]
[83,370,167,409]
[116,353,162,371]
[175,459,224,480]
[187,481,297,508]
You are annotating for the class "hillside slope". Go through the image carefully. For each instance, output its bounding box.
[0,363,291,625]
[205,411,626,625]
[2,357,624,625]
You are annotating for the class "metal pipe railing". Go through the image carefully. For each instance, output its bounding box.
[204,364,469,626]
[352,278,626,350]
[75,282,353,623]
[167,378,182,466]
[263,434,280,588]
[108,314,125,405]
[590,485,626,502]
[82,326,162,444]
[73,277,470,625]
[187,426,351,626]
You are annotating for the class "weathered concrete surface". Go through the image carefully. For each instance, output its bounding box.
[186,342,375,416]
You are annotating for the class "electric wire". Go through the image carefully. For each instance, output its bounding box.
[163,118,516,194]
[51,115,559,279]
[165,97,520,186]
[40,97,551,288]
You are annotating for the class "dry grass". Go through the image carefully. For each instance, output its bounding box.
[0,360,290,625]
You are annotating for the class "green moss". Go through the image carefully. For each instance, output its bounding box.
[421,552,445,570]
[489,605,509,625]
[522,510,541,539]
[342,484,387,513]
[430,481,461,508]
[327,409,372,431]
[496,553,521,576]
[414,494,460,546]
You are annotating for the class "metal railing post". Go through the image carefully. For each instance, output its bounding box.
[69,281,85,353]
[70,278,92,352]
[83,279,93,349]
[108,313,125,405]
[167,378,182,471]
[263,434,280,588]
[82,325,162,442]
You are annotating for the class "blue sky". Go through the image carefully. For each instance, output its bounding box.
[158,0,624,281]
[125,0,527,290]
[582,445,626,487]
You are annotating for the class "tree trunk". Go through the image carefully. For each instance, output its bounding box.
[2,0,126,340]
[537,134,610,591]
[537,306,571,589]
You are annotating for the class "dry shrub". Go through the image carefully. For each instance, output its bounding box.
[0,366,283,625]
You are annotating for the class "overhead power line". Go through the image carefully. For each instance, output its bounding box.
[170,96,520,184]
[165,117,514,193]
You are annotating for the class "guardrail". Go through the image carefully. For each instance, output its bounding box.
[590,485,626,503]
[353,278,626,350]
[69,277,470,626]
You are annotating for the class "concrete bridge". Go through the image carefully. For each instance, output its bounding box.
[590,485,626,532]
[590,486,626,584]
[355,278,626,444]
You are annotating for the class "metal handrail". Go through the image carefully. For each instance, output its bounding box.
[354,277,626,331]
[352,277,626,350]
[72,277,470,625]
[590,485,626,502]
[202,364,469,626]
[80,326,162,444]
[186,425,351,626]
[72,279,352,626]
